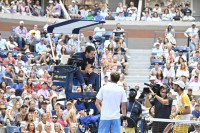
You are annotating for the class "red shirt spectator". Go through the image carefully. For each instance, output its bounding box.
[3,52,16,66]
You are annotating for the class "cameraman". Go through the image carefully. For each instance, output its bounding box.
[144,84,173,133]
[127,88,142,128]
[74,46,98,91]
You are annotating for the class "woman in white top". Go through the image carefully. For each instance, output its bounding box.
[191,30,200,50]
[116,2,123,13]
[152,12,161,21]
[38,113,48,133]
[162,9,171,21]
[176,62,189,79]
[41,123,54,133]
[6,36,19,51]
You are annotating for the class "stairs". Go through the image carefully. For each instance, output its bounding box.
[125,49,152,89]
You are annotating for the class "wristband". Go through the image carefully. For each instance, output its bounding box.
[123,116,127,120]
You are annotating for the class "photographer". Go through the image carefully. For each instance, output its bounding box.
[127,88,142,128]
[74,46,99,91]
[144,84,173,133]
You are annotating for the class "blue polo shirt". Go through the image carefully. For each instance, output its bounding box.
[94,15,104,21]
[192,110,200,118]
[151,96,173,119]
[75,52,95,70]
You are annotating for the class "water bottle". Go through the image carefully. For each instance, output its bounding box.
[123,121,126,133]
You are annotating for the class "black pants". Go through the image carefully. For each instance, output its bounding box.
[152,121,169,133]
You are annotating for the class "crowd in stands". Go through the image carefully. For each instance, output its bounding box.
[0,19,128,132]
[147,21,200,131]
[0,0,196,22]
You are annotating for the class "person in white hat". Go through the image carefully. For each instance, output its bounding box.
[150,42,164,64]
[46,0,54,17]
[15,21,28,49]
[182,10,195,22]
[68,0,80,18]
[173,80,190,132]
[184,22,199,51]
[126,10,137,21]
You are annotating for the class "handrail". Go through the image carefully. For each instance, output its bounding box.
[59,0,71,20]
[80,30,129,47]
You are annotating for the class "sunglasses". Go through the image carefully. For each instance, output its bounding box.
[11,91,15,93]
[130,91,136,94]
[25,98,30,100]
[0,92,4,94]
[53,117,58,119]
[34,112,38,114]
[0,108,7,110]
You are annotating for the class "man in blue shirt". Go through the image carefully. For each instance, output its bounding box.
[94,10,104,21]
[68,35,79,53]
[26,31,38,52]
[36,38,47,53]
[93,23,106,48]
[74,46,98,91]
[192,104,200,118]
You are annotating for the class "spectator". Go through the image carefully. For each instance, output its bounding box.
[112,23,125,40]
[173,11,182,21]
[26,122,37,133]
[2,67,15,86]
[189,76,200,91]
[54,122,64,133]
[116,2,123,13]
[149,63,161,77]
[20,113,34,132]
[184,22,199,51]
[23,78,34,94]
[37,82,50,100]
[15,21,27,50]
[38,113,48,133]
[92,3,100,16]
[100,6,108,19]
[122,5,128,17]
[162,9,171,21]
[127,1,137,13]
[165,23,176,45]
[170,8,176,19]
[94,10,104,21]
[115,11,125,21]
[0,33,8,50]
[182,3,192,16]
[141,11,152,21]
[68,0,79,19]
[0,104,11,126]
[176,62,189,79]
[105,10,115,20]
[46,0,54,18]
[10,101,21,121]
[15,104,28,126]
[6,36,19,51]
[163,63,175,79]
[93,23,106,47]
[153,4,162,14]
[126,10,137,21]
[175,50,187,64]
[155,69,164,83]
[36,38,48,53]
[191,30,200,50]
[84,11,94,20]
[33,0,43,16]
[182,10,195,22]
[151,42,164,62]
[151,12,161,21]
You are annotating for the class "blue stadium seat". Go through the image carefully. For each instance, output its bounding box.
[104,31,113,40]
[11,26,16,36]
[1,50,8,58]
[12,51,18,58]
[151,59,164,65]
[112,12,118,17]
[6,126,20,133]
[21,55,28,62]
[175,46,187,52]
[152,53,157,55]
[64,127,69,133]
[51,110,56,115]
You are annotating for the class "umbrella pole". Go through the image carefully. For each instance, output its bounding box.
[49,35,56,62]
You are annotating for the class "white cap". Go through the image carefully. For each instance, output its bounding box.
[154,42,160,46]
[192,22,196,25]
[10,95,16,99]
[58,39,63,43]
[173,80,185,89]
[129,10,133,14]
[168,23,172,26]
[17,53,21,57]
[19,21,24,24]
[48,0,53,3]
[150,76,156,81]
[25,49,30,53]
[72,0,76,3]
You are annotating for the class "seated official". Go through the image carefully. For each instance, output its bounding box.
[74,46,99,91]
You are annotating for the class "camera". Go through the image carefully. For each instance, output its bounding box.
[143,83,161,96]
